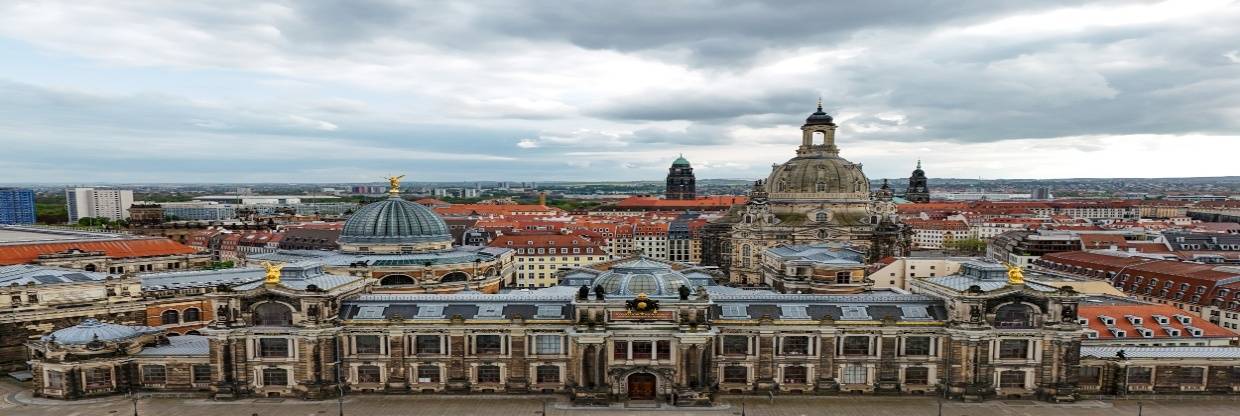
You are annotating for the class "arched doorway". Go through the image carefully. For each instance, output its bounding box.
[627,372,656,400]
[441,271,469,283]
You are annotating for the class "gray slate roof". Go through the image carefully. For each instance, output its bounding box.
[141,267,265,291]
[43,318,160,345]
[135,335,210,357]
[247,245,511,266]
[0,265,106,286]
[710,290,947,321]
[766,243,865,265]
[340,286,576,321]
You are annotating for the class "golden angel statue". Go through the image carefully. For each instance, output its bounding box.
[1005,263,1025,285]
[262,261,283,284]
[386,175,406,195]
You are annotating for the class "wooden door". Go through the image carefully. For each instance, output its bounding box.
[627,373,656,400]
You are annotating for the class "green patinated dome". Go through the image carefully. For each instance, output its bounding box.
[672,155,691,167]
[339,196,453,245]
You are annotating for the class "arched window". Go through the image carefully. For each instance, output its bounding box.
[741,245,751,257]
[815,212,828,222]
[379,274,415,285]
[440,272,469,283]
[183,308,200,322]
[254,302,294,326]
[995,303,1036,329]
[84,264,98,272]
[161,309,180,325]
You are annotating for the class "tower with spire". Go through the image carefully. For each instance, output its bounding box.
[665,154,696,200]
[906,160,930,203]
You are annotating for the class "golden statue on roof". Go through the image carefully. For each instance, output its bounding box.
[262,261,283,285]
[386,175,406,196]
[1005,263,1025,285]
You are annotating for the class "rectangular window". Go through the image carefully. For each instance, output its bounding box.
[722,335,749,355]
[998,371,1026,388]
[782,336,810,355]
[536,365,560,383]
[632,341,653,359]
[355,335,382,355]
[783,366,808,384]
[85,368,111,388]
[723,366,748,383]
[998,339,1029,360]
[475,335,503,355]
[534,335,562,355]
[141,365,166,384]
[417,365,441,383]
[842,336,870,356]
[45,371,64,389]
[477,365,501,383]
[414,335,442,355]
[656,340,671,358]
[1079,366,1101,385]
[357,365,382,383]
[614,341,628,359]
[192,364,212,384]
[904,367,929,385]
[904,337,932,356]
[259,338,290,358]
[262,368,288,386]
[1177,367,1204,384]
[842,365,867,384]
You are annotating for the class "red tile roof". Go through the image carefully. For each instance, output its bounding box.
[1079,303,1235,340]
[614,196,747,208]
[0,238,200,265]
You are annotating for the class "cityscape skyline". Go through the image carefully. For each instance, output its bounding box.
[2,0,1239,183]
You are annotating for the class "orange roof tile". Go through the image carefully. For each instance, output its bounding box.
[0,238,200,265]
[1079,303,1235,340]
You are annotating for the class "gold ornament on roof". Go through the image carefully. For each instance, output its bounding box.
[1005,263,1025,285]
[262,261,283,285]
[386,175,406,197]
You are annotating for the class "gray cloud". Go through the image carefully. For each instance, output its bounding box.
[0,0,1237,182]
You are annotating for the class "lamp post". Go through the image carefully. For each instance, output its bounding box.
[1137,401,1143,416]
[130,390,139,416]
[938,398,943,416]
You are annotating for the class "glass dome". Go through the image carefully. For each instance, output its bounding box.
[592,258,694,297]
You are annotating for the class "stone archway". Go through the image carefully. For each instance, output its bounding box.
[627,372,657,400]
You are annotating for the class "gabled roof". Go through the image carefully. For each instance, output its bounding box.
[0,238,199,265]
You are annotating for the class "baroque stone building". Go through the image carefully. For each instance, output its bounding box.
[665,155,696,201]
[28,246,1112,404]
[701,103,908,284]
[906,161,930,203]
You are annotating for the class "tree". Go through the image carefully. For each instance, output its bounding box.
[944,238,987,255]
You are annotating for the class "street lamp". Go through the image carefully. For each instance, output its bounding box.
[1137,401,1143,416]
[130,391,139,416]
[938,398,943,416]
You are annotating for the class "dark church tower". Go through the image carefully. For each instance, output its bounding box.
[665,155,696,200]
[906,160,930,203]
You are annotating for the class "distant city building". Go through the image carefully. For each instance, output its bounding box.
[0,188,36,225]
[127,204,165,225]
[488,233,608,288]
[665,155,696,200]
[905,160,929,203]
[65,187,134,222]
[1033,187,1053,200]
[931,191,1032,201]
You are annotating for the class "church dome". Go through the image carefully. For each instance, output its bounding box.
[339,196,453,247]
[672,155,691,167]
[805,102,834,125]
[593,258,693,297]
[43,318,159,345]
[766,155,870,198]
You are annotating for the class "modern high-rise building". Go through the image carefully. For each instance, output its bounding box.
[664,155,696,200]
[0,188,36,225]
[65,187,134,222]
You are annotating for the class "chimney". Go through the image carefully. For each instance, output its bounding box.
[538,192,547,206]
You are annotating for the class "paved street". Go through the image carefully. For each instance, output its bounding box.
[4,380,1240,416]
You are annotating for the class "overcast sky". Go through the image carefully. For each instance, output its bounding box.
[1,0,1238,183]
